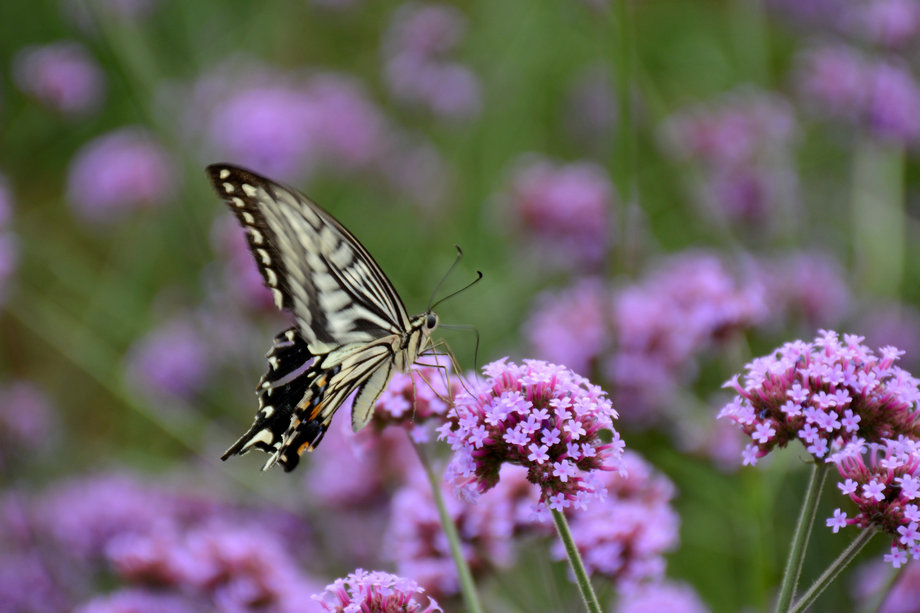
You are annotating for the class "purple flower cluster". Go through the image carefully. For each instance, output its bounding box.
[312,569,441,613]
[125,316,213,400]
[525,252,769,424]
[608,252,768,421]
[661,89,798,227]
[382,3,482,120]
[12,41,105,116]
[503,155,615,269]
[766,0,920,48]
[184,61,450,207]
[439,359,625,512]
[827,437,920,568]
[5,472,321,611]
[66,127,177,224]
[525,278,610,377]
[796,45,920,145]
[385,464,537,596]
[719,330,920,466]
[853,559,920,613]
[551,451,680,587]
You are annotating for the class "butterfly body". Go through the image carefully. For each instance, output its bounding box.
[207,164,438,472]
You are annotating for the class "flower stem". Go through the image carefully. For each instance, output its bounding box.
[790,528,878,613]
[551,508,602,613]
[773,462,829,613]
[412,440,484,613]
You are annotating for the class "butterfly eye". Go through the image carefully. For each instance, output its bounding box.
[426,313,438,329]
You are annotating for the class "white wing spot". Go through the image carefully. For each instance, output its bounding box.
[285,330,296,341]
[268,356,279,369]
[242,212,255,224]
[242,184,258,197]
[231,197,245,208]
[256,249,271,265]
[242,428,275,451]
[261,406,275,418]
[248,228,264,245]
[271,288,284,309]
[222,182,235,193]
[219,169,230,179]
[265,268,278,286]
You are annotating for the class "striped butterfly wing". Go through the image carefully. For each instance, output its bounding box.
[207,164,417,471]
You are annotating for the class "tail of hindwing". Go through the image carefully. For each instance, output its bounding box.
[221,327,336,472]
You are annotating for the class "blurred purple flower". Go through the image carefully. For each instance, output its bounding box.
[851,0,920,48]
[607,252,767,422]
[719,330,920,466]
[0,552,71,613]
[67,127,177,223]
[74,590,200,613]
[385,465,534,597]
[125,317,212,399]
[662,89,797,227]
[662,89,795,168]
[853,559,920,613]
[307,414,416,507]
[613,580,710,613]
[525,278,610,377]
[504,155,615,269]
[205,77,320,181]
[312,569,441,612]
[552,450,679,588]
[859,303,920,373]
[0,381,57,464]
[754,250,851,329]
[796,45,920,145]
[440,358,625,512]
[827,437,920,568]
[382,3,482,119]
[306,74,388,169]
[564,66,616,154]
[12,41,105,115]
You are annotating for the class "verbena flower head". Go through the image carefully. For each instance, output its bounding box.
[504,156,615,269]
[12,41,105,115]
[754,251,850,329]
[719,330,920,466]
[312,569,442,613]
[0,381,57,466]
[551,450,680,587]
[66,127,177,223]
[439,358,625,512]
[827,437,920,568]
[74,589,201,613]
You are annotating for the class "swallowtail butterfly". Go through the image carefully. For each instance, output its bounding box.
[208,164,440,472]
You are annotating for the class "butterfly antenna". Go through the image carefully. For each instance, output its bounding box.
[428,246,483,312]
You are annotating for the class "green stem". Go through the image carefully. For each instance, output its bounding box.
[552,508,602,613]
[412,440,484,613]
[774,462,829,613]
[790,528,879,613]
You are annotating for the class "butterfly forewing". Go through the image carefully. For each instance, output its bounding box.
[208,164,436,472]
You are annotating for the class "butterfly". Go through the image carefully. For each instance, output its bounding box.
[207,164,441,472]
